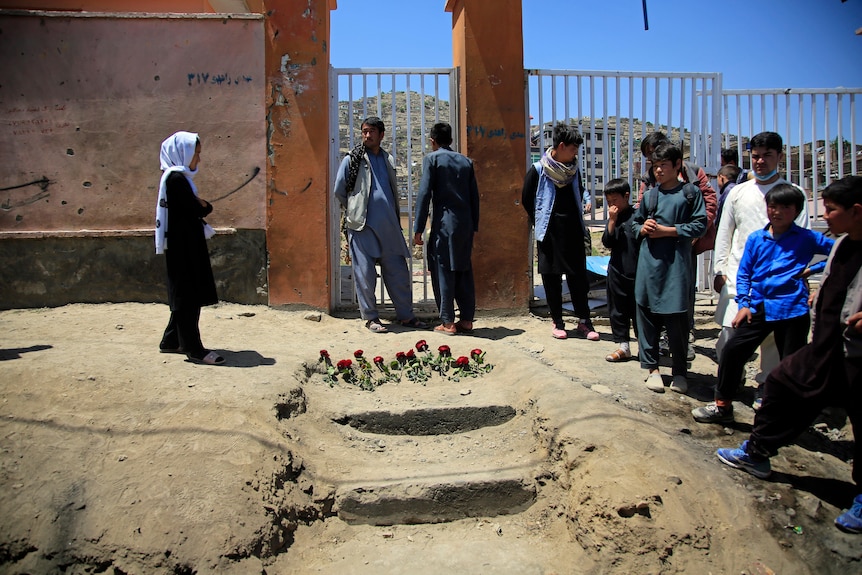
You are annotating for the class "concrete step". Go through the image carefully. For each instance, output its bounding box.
[336,470,536,525]
[290,402,542,526]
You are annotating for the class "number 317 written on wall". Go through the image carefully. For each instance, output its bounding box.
[187,73,253,86]
[466,125,525,140]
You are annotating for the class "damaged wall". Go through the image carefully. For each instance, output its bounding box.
[0,11,268,308]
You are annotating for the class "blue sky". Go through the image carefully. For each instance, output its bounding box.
[330,0,862,90]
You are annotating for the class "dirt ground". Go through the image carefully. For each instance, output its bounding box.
[0,301,859,574]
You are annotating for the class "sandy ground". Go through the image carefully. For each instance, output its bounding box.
[0,301,859,574]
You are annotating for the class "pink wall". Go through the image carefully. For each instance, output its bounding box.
[0,1,215,11]
[0,12,266,233]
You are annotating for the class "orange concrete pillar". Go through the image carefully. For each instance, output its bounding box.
[261,0,333,309]
[446,0,530,313]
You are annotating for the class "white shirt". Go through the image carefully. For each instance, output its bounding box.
[713,178,809,326]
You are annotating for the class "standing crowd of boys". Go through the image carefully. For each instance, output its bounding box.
[155,117,862,537]
[335,118,862,533]
[332,117,862,535]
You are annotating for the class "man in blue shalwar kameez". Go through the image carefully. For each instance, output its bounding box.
[334,117,426,333]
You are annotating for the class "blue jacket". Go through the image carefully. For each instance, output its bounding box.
[735,223,834,321]
[529,161,587,242]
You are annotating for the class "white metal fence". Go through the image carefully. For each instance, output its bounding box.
[721,88,861,223]
[525,69,722,224]
[524,69,722,296]
[328,67,458,312]
[329,66,862,312]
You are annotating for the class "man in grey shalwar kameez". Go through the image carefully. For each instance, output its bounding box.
[334,117,426,333]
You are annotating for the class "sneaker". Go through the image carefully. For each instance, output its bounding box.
[670,375,688,394]
[752,385,764,410]
[692,403,734,424]
[552,326,567,340]
[576,321,600,341]
[658,332,670,356]
[645,372,665,393]
[686,343,696,361]
[835,494,862,534]
[716,440,772,479]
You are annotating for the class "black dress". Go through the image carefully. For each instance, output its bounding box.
[164,172,218,310]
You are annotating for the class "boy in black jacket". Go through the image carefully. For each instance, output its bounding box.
[602,179,639,361]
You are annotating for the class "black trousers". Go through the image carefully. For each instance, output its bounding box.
[748,349,862,485]
[715,309,810,402]
[607,268,637,343]
[160,306,205,357]
[429,249,476,324]
[637,305,689,375]
[542,272,591,328]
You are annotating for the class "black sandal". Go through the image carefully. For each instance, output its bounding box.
[400,318,429,329]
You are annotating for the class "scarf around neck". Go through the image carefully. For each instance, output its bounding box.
[346,143,367,192]
[540,147,579,188]
[155,131,199,254]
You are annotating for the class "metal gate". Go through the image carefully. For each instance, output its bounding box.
[721,88,862,222]
[524,69,722,298]
[329,67,458,312]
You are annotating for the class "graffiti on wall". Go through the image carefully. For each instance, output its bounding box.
[6,104,71,137]
[0,177,51,211]
[466,125,525,140]
[187,73,254,87]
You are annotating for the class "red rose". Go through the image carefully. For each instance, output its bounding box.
[406,349,416,359]
[320,349,330,358]
[354,349,364,358]
[438,345,451,356]
[456,356,470,367]
[337,359,352,370]
[470,348,482,359]
[396,351,407,362]
[373,355,384,365]
[416,340,429,352]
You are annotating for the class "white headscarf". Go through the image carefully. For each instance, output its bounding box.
[155,131,199,254]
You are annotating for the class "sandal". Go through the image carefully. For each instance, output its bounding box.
[188,351,225,365]
[605,349,632,362]
[366,319,388,333]
[434,323,457,336]
[400,318,429,329]
[454,320,474,334]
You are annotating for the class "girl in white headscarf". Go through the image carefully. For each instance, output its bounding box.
[155,131,223,365]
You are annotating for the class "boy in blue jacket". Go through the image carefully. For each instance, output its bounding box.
[692,184,833,423]
[715,175,862,535]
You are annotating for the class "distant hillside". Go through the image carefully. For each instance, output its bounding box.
[337,91,452,179]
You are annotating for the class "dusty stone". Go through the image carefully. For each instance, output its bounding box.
[590,384,612,396]
[0,302,855,574]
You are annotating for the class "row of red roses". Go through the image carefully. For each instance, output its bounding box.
[318,339,492,390]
